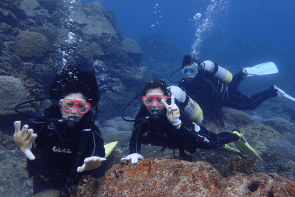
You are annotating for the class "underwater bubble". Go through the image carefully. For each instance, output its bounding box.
[191,0,229,55]
[193,13,202,20]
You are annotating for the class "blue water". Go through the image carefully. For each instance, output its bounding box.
[82,0,295,87]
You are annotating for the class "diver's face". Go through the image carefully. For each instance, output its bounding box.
[60,93,86,122]
[183,63,199,82]
[145,88,166,115]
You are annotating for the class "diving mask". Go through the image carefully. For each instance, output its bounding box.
[142,95,167,106]
[60,99,91,114]
[182,66,199,77]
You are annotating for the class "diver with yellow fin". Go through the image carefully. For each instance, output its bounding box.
[232,130,261,160]
[121,81,260,164]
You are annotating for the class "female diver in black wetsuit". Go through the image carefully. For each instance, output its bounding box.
[13,63,105,196]
[121,81,260,164]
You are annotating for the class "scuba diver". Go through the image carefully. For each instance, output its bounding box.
[121,81,260,165]
[178,55,285,127]
[13,63,105,196]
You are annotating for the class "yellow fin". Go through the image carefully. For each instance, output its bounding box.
[223,144,241,153]
[234,141,261,160]
[104,141,118,158]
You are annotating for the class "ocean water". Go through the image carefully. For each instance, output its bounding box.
[83,0,295,88]
[2,1,295,196]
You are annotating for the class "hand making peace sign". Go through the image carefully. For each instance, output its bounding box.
[162,95,182,128]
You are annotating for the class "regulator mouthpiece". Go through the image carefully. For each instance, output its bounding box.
[66,116,78,129]
[152,110,160,121]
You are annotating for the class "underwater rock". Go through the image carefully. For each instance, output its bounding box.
[84,158,295,197]
[20,0,40,17]
[99,158,224,196]
[222,172,295,196]
[102,117,133,131]
[121,38,143,62]
[13,31,49,58]
[68,2,116,37]
[100,127,131,148]
[90,42,105,56]
[261,117,295,145]
[0,76,34,116]
[99,117,133,147]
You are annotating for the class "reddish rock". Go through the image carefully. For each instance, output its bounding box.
[99,158,224,197]
[71,158,295,197]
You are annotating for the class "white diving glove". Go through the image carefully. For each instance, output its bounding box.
[121,153,144,164]
[162,95,182,129]
[77,156,106,173]
[13,121,37,160]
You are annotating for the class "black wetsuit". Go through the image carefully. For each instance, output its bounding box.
[27,105,105,194]
[179,69,278,113]
[129,101,240,155]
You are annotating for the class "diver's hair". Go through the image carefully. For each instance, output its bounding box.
[141,81,168,96]
[182,55,200,68]
[182,55,192,68]
[49,63,100,105]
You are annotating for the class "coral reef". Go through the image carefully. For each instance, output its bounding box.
[227,155,259,177]
[68,158,295,197]
[0,76,34,116]
[13,31,49,58]
[121,38,143,62]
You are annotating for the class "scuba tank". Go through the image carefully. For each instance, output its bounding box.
[202,60,233,84]
[121,80,203,124]
[168,86,203,124]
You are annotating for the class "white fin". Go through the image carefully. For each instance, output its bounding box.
[244,62,278,76]
[274,85,295,102]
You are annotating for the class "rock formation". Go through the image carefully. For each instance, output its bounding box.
[69,158,295,197]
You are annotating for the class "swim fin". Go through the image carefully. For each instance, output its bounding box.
[223,144,241,153]
[233,131,262,160]
[274,85,295,102]
[244,62,278,76]
[104,141,118,158]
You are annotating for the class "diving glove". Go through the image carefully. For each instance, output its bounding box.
[233,130,261,160]
[121,153,144,164]
[77,156,106,173]
[13,121,37,160]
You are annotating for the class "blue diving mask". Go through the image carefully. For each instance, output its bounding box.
[182,66,199,77]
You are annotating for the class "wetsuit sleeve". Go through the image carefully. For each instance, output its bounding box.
[27,119,49,177]
[129,105,150,154]
[129,119,143,154]
[90,126,105,158]
[173,111,200,154]
[88,126,105,178]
